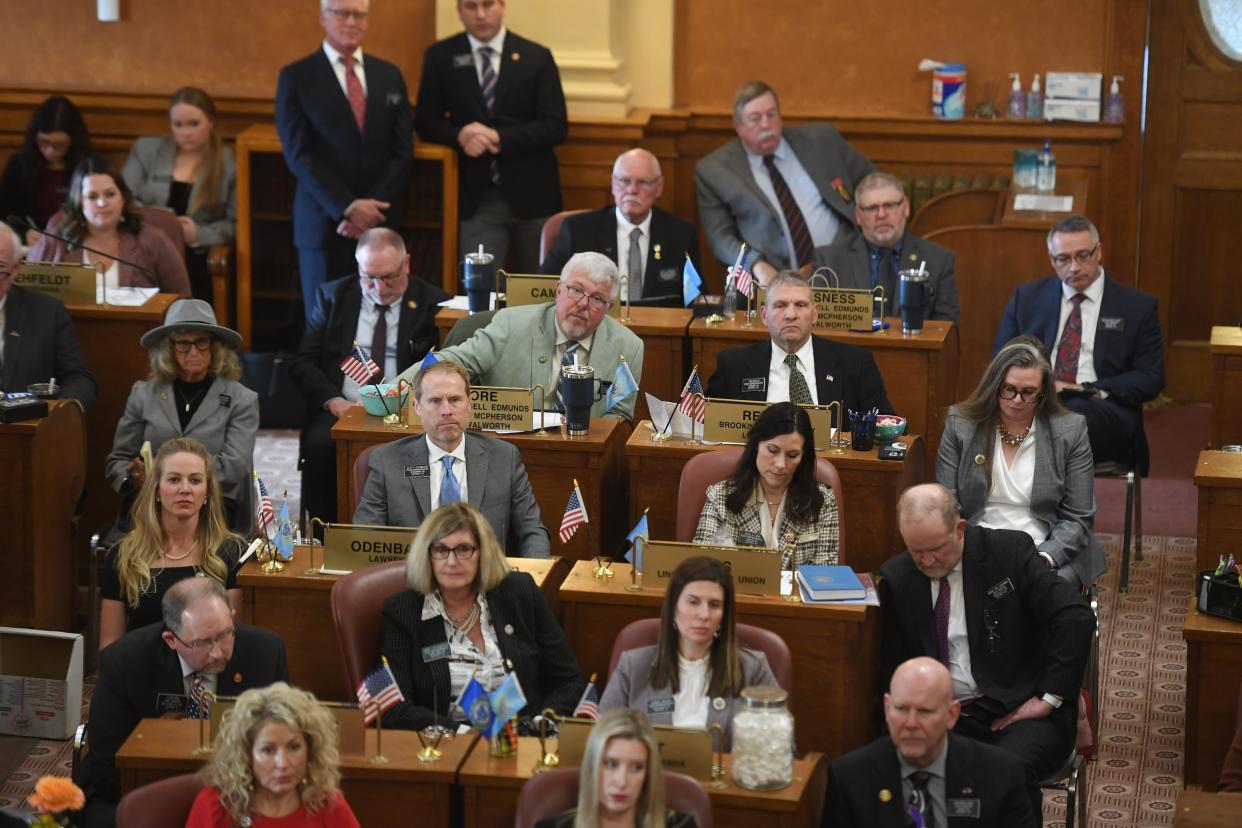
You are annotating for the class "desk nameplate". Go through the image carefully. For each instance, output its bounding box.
[811,287,873,330]
[644,540,782,596]
[558,718,712,779]
[467,386,534,432]
[323,524,419,571]
[504,273,621,318]
[703,398,834,448]
[16,262,96,305]
[211,698,366,757]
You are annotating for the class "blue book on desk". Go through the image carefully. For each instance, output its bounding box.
[796,565,866,601]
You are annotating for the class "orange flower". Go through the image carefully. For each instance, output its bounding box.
[27,776,85,813]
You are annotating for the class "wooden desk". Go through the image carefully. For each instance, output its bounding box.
[625,422,923,577]
[458,735,827,828]
[1194,451,1242,574]
[434,305,692,423]
[1182,599,1242,790]
[332,409,631,560]
[1174,790,1242,827]
[1000,178,1088,228]
[66,294,178,545]
[116,717,474,827]
[559,561,878,758]
[688,316,956,477]
[238,549,571,702]
[1211,326,1242,448]
[0,400,85,630]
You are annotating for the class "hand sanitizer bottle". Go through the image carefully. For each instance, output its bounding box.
[1104,76,1124,122]
[1036,139,1057,193]
[1025,73,1044,120]
[1007,73,1025,119]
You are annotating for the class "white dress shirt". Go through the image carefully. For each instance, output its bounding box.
[426,434,469,510]
[978,425,1052,560]
[1054,269,1107,385]
[745,137,841,266]
[321,41,368,98]
[672,654,711,729]
[755,486,788,550]
[421,591,505,719]
[343,300,400,401]
[765,336,818,404]
[615,207,653,299]
[466,27,507,83]
[931,559,979,701]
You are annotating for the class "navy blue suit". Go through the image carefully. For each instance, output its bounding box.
[994,275,1164,472]
[275,47,414,320]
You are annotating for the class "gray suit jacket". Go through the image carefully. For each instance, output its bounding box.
[935,406,1105,587]
[122,136,237,248]
[811,230,960,324]
[397,302,645,421]
[353,431,550,556]
[599,644,776,750]
[105,376,259,535]
[694,123,874,270]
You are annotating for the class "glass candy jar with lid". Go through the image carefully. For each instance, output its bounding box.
[731,685,794,790]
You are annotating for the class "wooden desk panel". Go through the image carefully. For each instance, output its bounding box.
[1182,599,1242,790]
[238,549,570,702]
[1210,327,1242,449]
[117,718,472,826]
[1194,451,1242,574]
[458,735,826,828]
[560,561,878,758]
[626,422,923,577]
[689,316,956,478]
[1174,790,1242,827]
[332,410,630,560]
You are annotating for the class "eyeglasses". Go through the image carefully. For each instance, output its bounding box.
[858,199,905,215]
[998,384,1042,403]
[36,136,71,153]
[360,269,404,285]
[560,283,612,310]
[171,627,235,651]
[325,8,368,21]
[171,336,213,353]
[1050,244,1099,267]
[741,110,779,127]
[429,544,479,561]
[613,175,662,191]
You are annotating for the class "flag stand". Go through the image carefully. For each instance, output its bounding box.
[743,289,755,327]
[654,364,700,442]
[825,401,850,455]
[619,276,635,325]
[532,708,561,773]
[368,701,389,764]
[871,285,890,336]
[685,393,706,445]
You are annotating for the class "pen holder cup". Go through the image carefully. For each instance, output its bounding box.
[849,414,875,452]
[1197,569,1242,623]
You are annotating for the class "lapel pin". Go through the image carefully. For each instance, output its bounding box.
[711,697,726,711]
[832,176,851,203]
[653,244,662,261]
[503,623,514,635]
[878,789,892,803]
[161,392,168,400]
[407,299,418,310]
[511,52,520,61]
[962,786,973,795]
[233,672,242,684]
[974,454,986,466]
[538,356,548,364]
[909,253,918,262]
[825,373,834,382]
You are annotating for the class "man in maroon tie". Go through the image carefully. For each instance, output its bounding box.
[879,483,1093,825]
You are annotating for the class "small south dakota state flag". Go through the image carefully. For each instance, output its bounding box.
[623,512,648,565]
[487,671,528,740]
[683,256,702,306]
[459,673,493,735]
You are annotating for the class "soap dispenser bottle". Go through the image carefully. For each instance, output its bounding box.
[1007,73,1025,119]
[1104,75,1124,122]
[1025,74,1044,120]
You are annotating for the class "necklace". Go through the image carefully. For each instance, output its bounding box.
[446,600,481,634]
[175,382,210,414]
[996,421,1032,447]
[163,541,195,561]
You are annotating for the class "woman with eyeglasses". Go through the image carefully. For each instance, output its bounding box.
[98,437,244,650]
[0,95,91,246]
[104,299,258,545]
[380,502,585,732]
[936,336,1105,588]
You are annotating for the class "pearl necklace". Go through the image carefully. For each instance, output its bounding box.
[446,600,480,634]
[996,421,1032,447]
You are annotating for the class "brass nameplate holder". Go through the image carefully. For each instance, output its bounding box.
[322,523,419,572]
[644,540,782,596]
[468,385,535,431]
[504,272,622,318]
[806,266,872,329]
[558,719,714,780]
[205,697,364,757]
[703,398,835,450]
[16,262,97,305]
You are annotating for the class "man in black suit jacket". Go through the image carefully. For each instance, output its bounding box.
[77,578,288,828]
[824,657,1035,828]
[539,149,700,307]
[812,172,960,324]
[0,224,96,408]
[706,271,892,417]
[880,484,1094,823]
[275,0,414,322]
[290,228,448,525]
[415,0,568,273]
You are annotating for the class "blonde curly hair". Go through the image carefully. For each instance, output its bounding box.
[201,683,343,821]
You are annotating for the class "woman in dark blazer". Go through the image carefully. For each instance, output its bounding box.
[381,502,584,732]
[937,336,1105,588]
[599,557,777,749]
[0,95,91,245]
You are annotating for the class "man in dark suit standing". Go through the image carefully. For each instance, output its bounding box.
[354,360,549,555]
[0,223,96,409]
[275,0,414,322]
[880,483,1094,824]
[812,172,960,324]
[416,0,568,274]
[77,578,288,828]
[994,214,1164,471]
[824,657,1036,828]
[539,148,700,306]
[706,271,892,415]
[290,228,448,525]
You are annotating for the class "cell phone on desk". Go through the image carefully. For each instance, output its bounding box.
[1058,386,1099,399]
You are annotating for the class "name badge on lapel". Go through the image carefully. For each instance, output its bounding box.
[986,578,1014,600]
[742,377,766,393]
[948,798,982,818]
[421,642,452,662]
[453,53,474,69]
[156,693,188,715]
[647,698,675,716]
[405,465,430,478]
[1099,317,1125,332]
[386,92,402,106]
[218,394,231,409]
[657,267,678,283]
[736,530,764,548]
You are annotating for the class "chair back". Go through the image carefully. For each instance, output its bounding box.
[114,773,204,828]
[675,449,846,558]
[922,224,1051,398]
[909,188,1006,236]
[444,308,499,348]
[351,444,380,519]
[514,767,713,828]
[605,617,792,691]
[330,561,408,698]
[139,207,187,263]
[538,210,589,267]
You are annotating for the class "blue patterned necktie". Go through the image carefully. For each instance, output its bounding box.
[556,341,581,412]
[440,455,461,505]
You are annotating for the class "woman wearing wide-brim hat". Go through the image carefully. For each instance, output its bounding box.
[105,299,259,539]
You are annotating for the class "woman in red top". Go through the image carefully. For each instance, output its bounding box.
[184,683,360,827]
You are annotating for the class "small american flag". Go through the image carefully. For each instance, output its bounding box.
[254,474,275,536]
[573,675,600,719]
[677,369,706,424]
[559,483,589,543]
[357,657,404,724]
[731,246,754,299]
[340,343,380,385]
